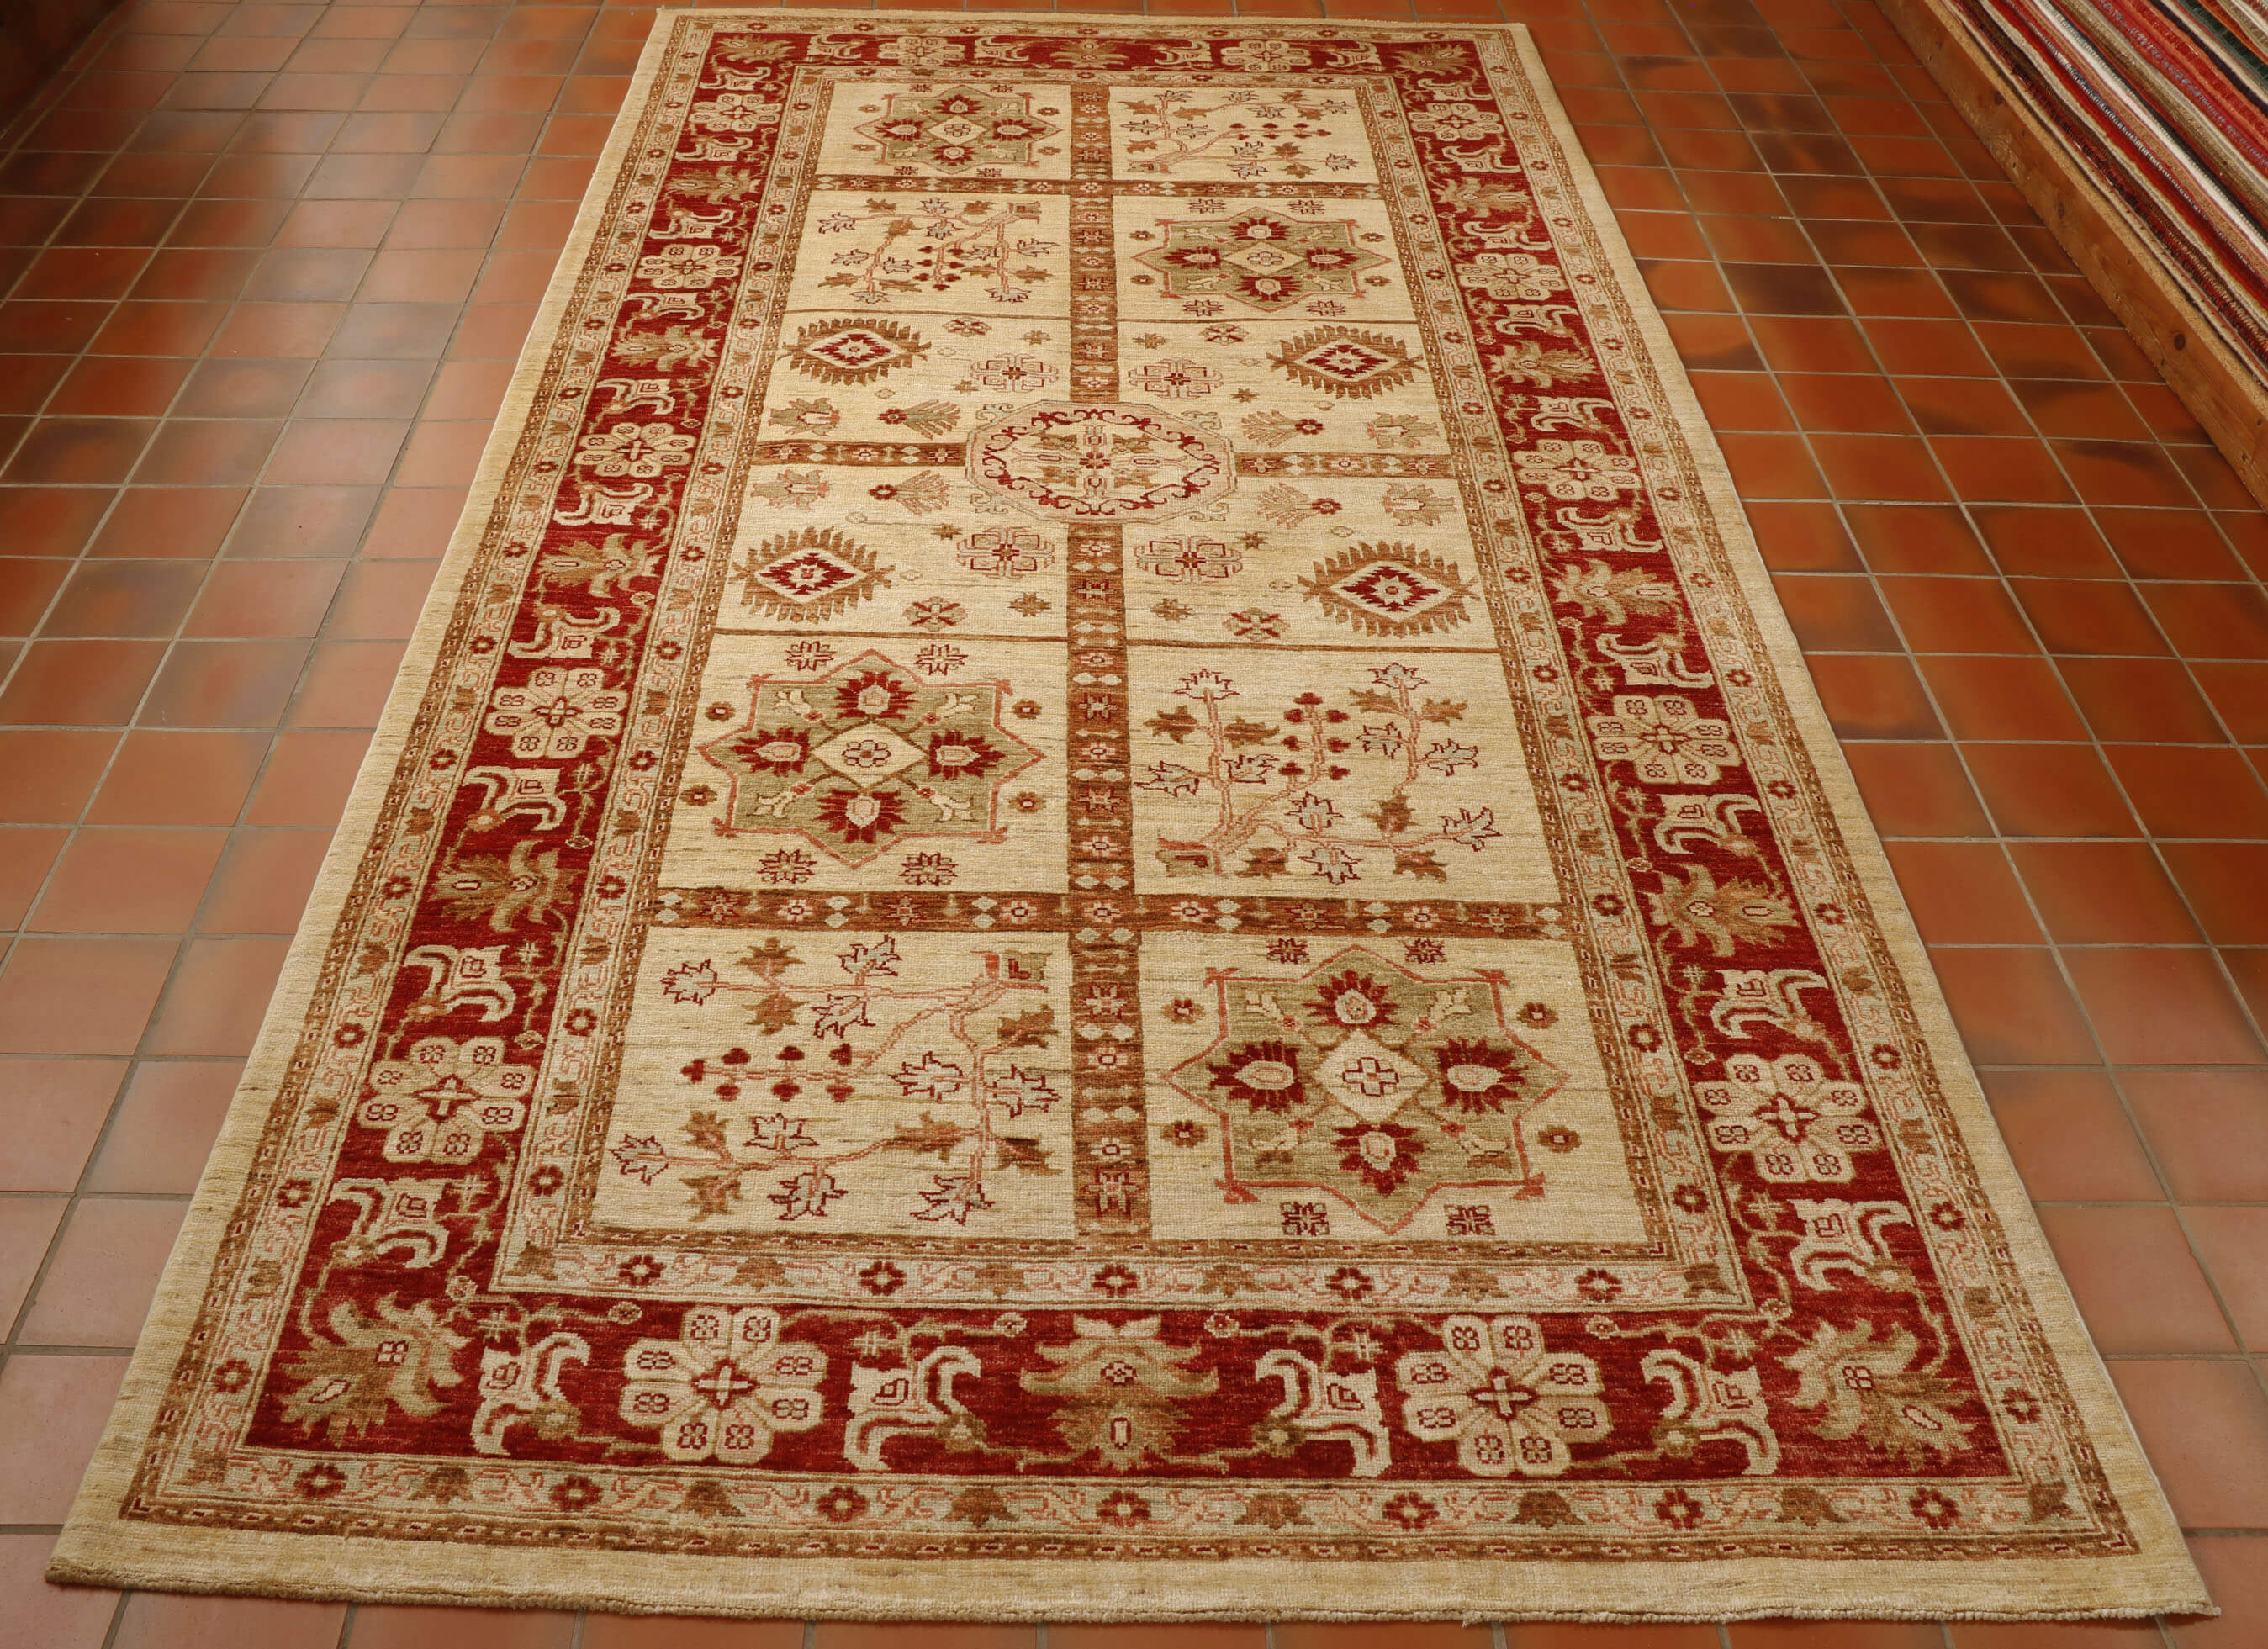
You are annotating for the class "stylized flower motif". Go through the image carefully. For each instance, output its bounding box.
[618,1306,827,1465]
[1511,438,1642,502]
[727,727,812,776]
[1022,1316,1219,1472]
[635,241,738,290]
[1124,357,1221,399]
[906,600,964,631]
[278,1295,471,1442]
[920,729,1005,780]
[1335,1118,1425,1195]
[1430,1039,1533,1114]
[431,838,566,932]
[550,1475,602,1512]
[1781,1318,1973,1464]
[484,664,629,760]
[969,352,1055,392]
[1654,1487,1705,1529]
[1396,1314,1610,1477]
[1696,1052,1879,1182]
[296,1463,347,1498]
[1219,40,1313,71]
[958,526,1053,579]
[574,420,697,478]
[900,852,959,886]
[358,1036,534,1164]
[1097,1489,1152,1527]
[754,848,817,886]
[1909,1486,1960,1529]
[860,1261,907,1297]
[1586,694,1741,787]
[1308,969,1397,1029]
[833,669,918,721]
[814,786,908,845]
[1382,1491,1438,1530]
[1134,535,1240,584]
[1208,1039,1308,1113]
[1408,101,1506,140]
[1459,249,1562,303]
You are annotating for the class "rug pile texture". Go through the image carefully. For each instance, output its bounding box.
[50,9,2207,1623]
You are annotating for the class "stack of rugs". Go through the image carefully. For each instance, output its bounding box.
[1916,0,2268,408]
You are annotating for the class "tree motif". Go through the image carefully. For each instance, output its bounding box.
[614,939,1064,1227]
[1138,663,1491,884]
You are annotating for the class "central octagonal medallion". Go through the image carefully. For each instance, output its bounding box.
[967,400,1234,522]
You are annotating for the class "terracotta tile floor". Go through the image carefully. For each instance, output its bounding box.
[1,0,2264,1640]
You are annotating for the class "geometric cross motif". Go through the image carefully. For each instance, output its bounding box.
[696,649,1042,867]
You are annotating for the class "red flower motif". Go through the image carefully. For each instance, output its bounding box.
[1382,1492,1438,1530]
[1208,1039,1308,1113]
[728,727,812,775]
[814,786,908,845]
[1307,969,1397,1030]
[1430,1039,1531,1113]
[922,729,1006,780]
[859,1261,906,1296]
[833,669,917,721]
[1334,1118,1424,1196]
[1097,1490,1151,1528]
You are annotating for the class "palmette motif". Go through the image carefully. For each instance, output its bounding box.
[95,11,2168,1581]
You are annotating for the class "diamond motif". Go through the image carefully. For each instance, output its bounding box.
[1300,542,1475,637]
[728,527,894,624]
[781,316,931,385]
[1315,1030,1430,1125]
[1267,326,1421,399]
[757,547,860,599]
[1334,562,1445,615]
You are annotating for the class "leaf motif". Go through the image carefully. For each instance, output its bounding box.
[888,1112,971,1159]
[1366,795,1414,837]
[748,991,799,1035]
[1144,706,1201,743]
[810,991,874,1041]
[994,1006,1058,1049]
[684,1172,742,1219]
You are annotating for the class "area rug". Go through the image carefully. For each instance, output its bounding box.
[51,8,2207,1624]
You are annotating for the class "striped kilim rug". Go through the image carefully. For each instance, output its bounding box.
[50,9,2207,1624]
[1914,0,2268,388]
